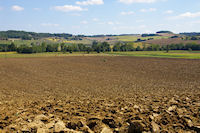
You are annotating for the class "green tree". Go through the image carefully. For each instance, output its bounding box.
[41,42,47,52]
[166,45,169,53]
[101,42,111,52]
[67,45,73,53]
[96,44,102,53]
[8,42,16,51]
[86,47,93,54]
[17,45,33,54]
[113,42,121,51]
[46,44,57,52]
[60,43,65,52]
[188,48,192,52]
[120,44,134,51]
[92,41,98,51]
[30,42,35,46]
[32,45,42,53]
[136,46,142,51]
[78,44,86,51]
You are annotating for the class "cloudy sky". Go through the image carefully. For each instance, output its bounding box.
[1,0,200,35]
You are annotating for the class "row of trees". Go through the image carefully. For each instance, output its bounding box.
[0,41,200,53]
[113,43,163,51]
[113,42,200,52]
[166,43,200,50]
[15,41,111,54]
[0,43,16,52]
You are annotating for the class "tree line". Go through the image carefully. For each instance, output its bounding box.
[0,41,200,53]
[0,30,73,40]
[0,41,110,54]
[113,42,200,51]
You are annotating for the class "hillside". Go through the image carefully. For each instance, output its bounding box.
[1,30,200,47]
[144,38,200,45]
[0,30,73,40]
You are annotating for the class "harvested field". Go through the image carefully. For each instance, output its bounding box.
[0,56,200,132]
[144,38,200,45]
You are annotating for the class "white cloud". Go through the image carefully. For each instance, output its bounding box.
[80,20,88,24]
[186,20,200,27]
[139,24,146,28]
[41,23,59,27]
[12,5,24,11]
[144,30,153,33]
[72,25,81,29]
[98,21,120,25]
[98,22,106,25]
[149,8,157,11]
[164,10,173,14]
[179,12,200,18]
[113,24,148,31]
[140,9,146,12]
[53,5,87,12]
[136,19,144,23]
[190,20,200,24]
[76,0,104,6]
[119,0,158,4]
[92,18,99,21]
[170,11,200,19]
[113,26,135,30]
[108,21,120,25]
[115,21,120,25]
[33,8,40,11]
[71,13,82,16]
[28,24,32,27]
[156,23,165,27]
[108,21,114,25]
[140,8,156,12]
[120,11,134,15]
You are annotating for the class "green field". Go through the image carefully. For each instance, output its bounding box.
[0,52,109,58]
[0,51,200,59]
[0,35,171,46]
[0,38,93,46]
[0,40,51,46]
[115,36,169,42]
[106,51,200,59]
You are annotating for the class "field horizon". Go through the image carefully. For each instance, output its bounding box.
[0,50,200,59]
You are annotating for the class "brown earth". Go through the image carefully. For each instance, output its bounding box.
[0,56,200,133]
[144,38,200,45]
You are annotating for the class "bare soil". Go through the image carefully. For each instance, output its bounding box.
[144,38,200,45]
[0,56,200,133]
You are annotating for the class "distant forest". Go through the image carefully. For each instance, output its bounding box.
[156,31,173,34]
[0,30,141,40]
[0,30,142,39]
[0,30,73,40]
[180,32,200,36]
[1,30,200,41]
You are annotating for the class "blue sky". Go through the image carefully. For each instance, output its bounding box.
[1,0,200,35]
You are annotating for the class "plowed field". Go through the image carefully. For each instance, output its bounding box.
[0,56,200,132]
